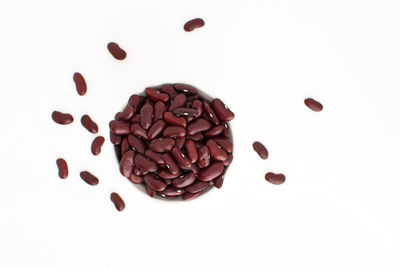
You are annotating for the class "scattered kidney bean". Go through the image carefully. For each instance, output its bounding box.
[91,136,105,156]
[110,120,130,135]
[265,172,286,185]
[73,72,87,96]
[81,115,98,134]
[199,162,224,181]
[52,111,73,125]
[56,158,68,179]
[212,98,235,122]
[253,141,268,159]
[107,42,126,60]
[145,87,170,103]
[183,18,205,32]
[304,98,323,112]
[118,106,134,121]
[206,139,228,162]
[110,192,125,211]
[80,171,99,186]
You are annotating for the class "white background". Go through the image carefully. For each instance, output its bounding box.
[1,0,400,266]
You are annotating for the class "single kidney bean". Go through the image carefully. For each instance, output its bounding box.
[304,98,323,112]
[158,169,182,179]
[163,126,186,138]
[56,158,68,179]
[223,154,233,166]
[168,94,186,111]
[80,171,99,186]
[107,42,126,60]
[162,153,180,175]
[128,135,145,154]
[173,108,198,117]
[117,106,135,121]
[121,138,130,156]
[174,83,198,94]
[163,112,187,128]
[110,120,130,135]
[182,191,202,201]
[147,120,166,140]
[214,170,225,189]
[91,136,105,156]
[185,140,198,164]
[187,118,211,135]
[265,172,286,185]
[161,84,177,98]
[135,154,157,173]
[212,98,235,122]
[204,125,224,137]
[144,150,164,165]
[183,18,205,32]
[213,137,233,153]
[145,87,170,103]
[144,173,167,191]
[73,72,87,96]
[110,132,122,145]
[163,186,185,197]
[81,115,98,134]
[130,114,141,123]
[206,139,228,161]
[154,101,166,121]
[185,180,209,193]
[222,123,230,138]
[192,100,203,118]
[199,162,224,181]
[110,192,125,211]
[198,146,210,168]
[203,101,220,125]
[186,133,204,141]
[130,123,147,139]
[171,147,191,168]
[172,172,196,188]
[146,184,156,197]
[52,111,73,125]
[140,103,153,130]
[149,138,175,152]
[120,150,135,178]
[129,94,144,112]
[253,141,268,159]
[128,173,143,184]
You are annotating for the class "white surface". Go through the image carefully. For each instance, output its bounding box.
[1,0,400,266]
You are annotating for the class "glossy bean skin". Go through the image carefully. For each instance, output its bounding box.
[212,98,235,122]
[107,42,126,60]
[198,162,225,182]
[175,137,185,149]
[161,84,177,98]
[185,140,198,164]
[119,150,135,177]
[204,125,224,137]
[135,154,157,173]
[183,18,205,32]
[56,158,68,179]
[222,123,230,138]
[128,173,143,184]
[162,153,180,175]
[174,83,198,94]
[163,186,185,197]
[73,72,87,96]
[110,120,130,135]
[185,180,209,194]
[128,94,144,112]
[203,101,220,125]
[198,146,210,168]
[173,108,198,117]
[128,135,145,154]
[187,118,211,135]
[172,172,196,188]
[154,101,166,121]
[192,100,203,118]
[212,137,233,153]
[253,141,268,159]
[168,94,186,111]
[182,191,202,200]
[214,170,225,189]
[149,138,175,152]
[304,98,323,112]
[145,87,170,102]
[171,147,191,168]
[118,106,135,121]
[163,112,187,128]
[158,169,182,179]
[121,138,130,156]
[206,139,228,161]
[186,133,204,141]
[130,123,147,139]
[52,111,73,125]
[140,103,153,130]
[110,132,122,145]
[265,172,286,185]
[80,171,99,186]
[144,150,164,165]
[147,120,166,140]
[91,136,105,156]
[144,173,167,191]
[110,192,125,211]
[163,126,186,138]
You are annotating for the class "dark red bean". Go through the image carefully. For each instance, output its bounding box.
[107,42,126,60]
[140,102,153,130]
[163,112,187,128]
[80,171,99,186]
[182,191,202,201]
[149,138,175,152]
[162,153,180,175]
[192,100,203,118]
[145,87,170,102]
[222,123,230,138]
[147,120,166,140]
[174,83,198,94]
[133,167,141,176]
[110,132,122,145]
[144,173,167,192]
[304,98,323,112]
[130,123,147,139]
[128,135,145,154]
[185,180,208,194]
[135,154,157,173]
[146,184,156,197]
[174,137,184,149]
[186,94,199,102]
[158,169,182,179]
[129,94,144,112]
[171,147,191,168]
[204,125,224,137]
[56,158,68,179]
[154,101,166,121]
[253,141,268,159]
[265,172,286,185]
[163,186,185,197]
[144,150,164,165]
[203,101,220,125]
[206,139,228,161]
[110,192,125,211]
[212,98,235,122]
[172,172,196,188]
[183,18,205,32]
[163,126,186,138]
[120,150,135,177]
[187,118,211,135]
[168,94,186,111]
[118,106,135,121]
[161,84,177,98]
[186,133,204,141]
[121,137,130,155]
[128,173,143,184]
[130,114,141,123]
[173,108,198,117]
[73,72,87,96]
[198,146,210,168]
[214,170,225,189]
[81,115,98,134]
[163,179,172,185]
[213,137,233,153]
[91,136,105,156]
[110,120,130,135]
[185,140,198,164]
[199,162,224,182]
[223,154,233,166]
[52,111,73,125]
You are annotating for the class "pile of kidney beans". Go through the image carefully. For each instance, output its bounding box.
[109,83,234,200]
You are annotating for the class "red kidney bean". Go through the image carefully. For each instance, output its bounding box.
[168,94,186,111]
[203,101,220,125]
[56,158,68,179]
[149,138,175,152]
[110,132,122,145]
[145,87,169,103]
[128,173,143,184]
[174,83,198,94]
[174,137,184,150]
[81,115,98,134]
[162,153,180,175]
[171,147,191,168]
[144,150,164,165]
[192,100,203,118]
[129,94,144,112]
[163,126,186,138]
[304,98,323,112]
[158,169,182,179]
[128,135,145,154]
[186,133,204,141]
[199,162,224,181]
[198,146,210,168]
[154,101,166,121]
[120,150,135,177]
[204,125,224,137]
[185,180,209,193]
[130,123,147,139]
[187,118,211,135]
[107,42,126,60]
[214,170,225,189]
[185,140,198,164]
[135,154,157,173]
[147,120,166,140]
[144,173,167,191]
[253,141,268,159]
[182,191,202,201]
[110,120,130,135]
[265,172,286,185]
[223,154,233,166]
[73,72,87,96]
[161,84,177,98]
[186,94,199,102]
[130,114,141,123]
[163,178,171,185]
[172,172,196,188]
[146,184,156,197]
[91,136,105,156]
[212,98,235,122]
[121,137,130,155]
[183,18,205,32]
[110,192,125,211]
[52,111,73,125]
[206,139,228,161]
[163,112,187,128]
[213,137,233,153]
[163,186,185,197]
[140,103,153,130]
[118,106,134,121]
[222,123,230,138]
[80,171,99,186]
[173,108,198,117]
